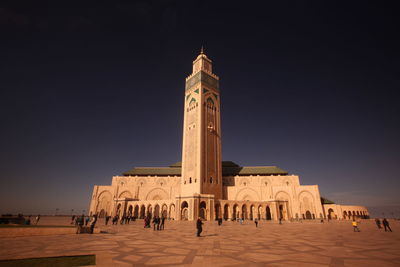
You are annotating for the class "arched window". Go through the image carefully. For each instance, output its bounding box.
[189,177,192,184]
[210,177,213,184]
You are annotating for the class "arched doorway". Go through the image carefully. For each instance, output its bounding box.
[242,205,247,220]
[327,208,334,219]
[134,205,139,218]
[128,205,133,216]
[154,204,160,217]
[199,201,207,220]
[233,204,239,220]
[116,203,122,217]
[266,206,272,220]
[275,192,291,220]
[181,201,189,220]
[343,211,348,219]
[147,205,153,218]
[279,204,284,220]
[99,209,106,218]
[224,204,229,220]
[250,205,254,220]
[161,204,168,218]
[305,210,312,219]
[215,203,221,220]
[169,204,175,220]
[140,205,145,218]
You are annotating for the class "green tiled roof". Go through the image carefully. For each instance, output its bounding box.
[123,167,181,176]
[123,161,288,176]
[321,197,335,204]
[223,166,288,176]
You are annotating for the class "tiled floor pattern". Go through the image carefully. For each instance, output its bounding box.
[0,219,399,266]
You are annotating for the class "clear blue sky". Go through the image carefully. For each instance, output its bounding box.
[0,1,399,217]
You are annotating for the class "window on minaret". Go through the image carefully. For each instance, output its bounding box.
[189,177,192,184]
[210,177,213,184]
[207,97,214,109]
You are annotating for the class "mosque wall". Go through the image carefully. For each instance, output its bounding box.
[323,204,369,220]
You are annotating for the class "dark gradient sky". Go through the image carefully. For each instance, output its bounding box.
[1,1,399,216]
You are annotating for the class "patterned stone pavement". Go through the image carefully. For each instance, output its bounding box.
[0,218,399,266]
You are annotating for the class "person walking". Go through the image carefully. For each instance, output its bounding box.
[160,216,165,230]
[105,215,110,225]
[352,219,360,232]
[382,218,392,232]
[254,218,258,227]
[85,216,90,226]
[155,216,160,230]
[375,218,382,229]
[196,217,203,237]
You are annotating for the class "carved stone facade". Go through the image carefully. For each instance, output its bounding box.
[89,50,369,221]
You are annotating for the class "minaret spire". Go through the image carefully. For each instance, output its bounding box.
[200,46,204,54]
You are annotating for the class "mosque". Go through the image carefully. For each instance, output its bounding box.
[89,49,369,221]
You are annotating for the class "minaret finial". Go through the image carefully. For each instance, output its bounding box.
[200,46,204,54]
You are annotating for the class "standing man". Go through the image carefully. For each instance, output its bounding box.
[254,218,259,227]
[382,218,392,232]
[160,216,165,230]
[196,217,203,237]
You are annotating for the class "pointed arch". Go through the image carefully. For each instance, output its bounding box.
[235,188,260,201]
[145,188,169,200]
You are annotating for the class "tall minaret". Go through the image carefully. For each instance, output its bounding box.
[181,48,222,200]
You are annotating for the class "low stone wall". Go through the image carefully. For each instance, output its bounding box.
[0,227,99,238]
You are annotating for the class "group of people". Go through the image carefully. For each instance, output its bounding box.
[352,218,393,232]
[107,215,136,225]
[142,215,166,230]
[72,214,98,234]
[23,215,41,225]
[375,218,393,232]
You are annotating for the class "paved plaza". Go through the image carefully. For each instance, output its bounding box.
[0,217,399,266]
